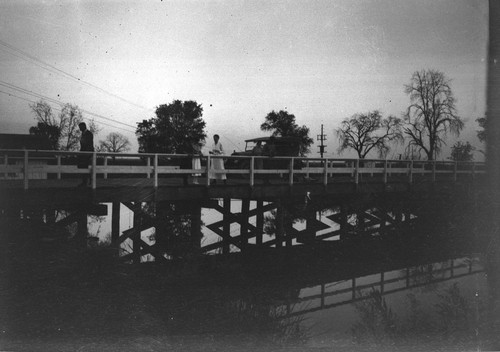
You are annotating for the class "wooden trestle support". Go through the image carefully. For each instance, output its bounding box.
[105,196,417,262]
[0,196,417,262]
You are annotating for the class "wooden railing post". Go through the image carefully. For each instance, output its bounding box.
[354,159,359,185]
[383,159,388,184]
[146,157,151,178]
[206,154,211,187]
[288,157,294,186]
[91,152,97,189]
[154,154,158,188]
[23,150,28,190]
[323,158,328,186]
[249,156,255,187]
[306,160,310,178]
[409,160,413,184]
[453,161,458,183]
[432,161,437,183]
[103,156,108,179]
[2,154,7,179]
[471,162,475,180]
[57,155,61,179]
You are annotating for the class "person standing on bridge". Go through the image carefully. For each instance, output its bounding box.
[191,141,203,184]
[252,141,264,170]
[209,134,226,185]
[262,136,276,184]
[77,122,94,187]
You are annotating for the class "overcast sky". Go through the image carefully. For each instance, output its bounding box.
[0,0,488,159]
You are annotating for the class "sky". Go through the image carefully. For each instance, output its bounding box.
[0,0,489,159]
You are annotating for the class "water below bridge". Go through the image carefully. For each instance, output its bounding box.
[0,190,499,351]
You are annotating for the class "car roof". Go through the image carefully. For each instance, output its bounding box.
[245,136,300,143]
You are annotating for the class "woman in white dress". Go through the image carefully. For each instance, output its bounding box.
[210,134,226,184]
[191,141,203,184]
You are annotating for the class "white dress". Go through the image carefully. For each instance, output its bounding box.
[192,157,201,177]
[210,141,226,180]
[192,145,202,177]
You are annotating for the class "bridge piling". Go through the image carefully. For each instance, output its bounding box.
[339,205,348,240]
[223,197,231,254]
[240,199,250,249]
[132,202,142,264]
[191,204,202,251]
[256,200,264,245]
[76,211,88,247]
[111,202,120,243]
[275,200,284,248]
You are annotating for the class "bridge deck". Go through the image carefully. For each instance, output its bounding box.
[0,174,480,208]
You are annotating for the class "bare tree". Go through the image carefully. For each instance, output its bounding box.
[30,100,57,126]
[58,103,84,151]
[98,132,131,153]
[29,100,99,151]
[336,110,402,159]
[401,144,424,160]
[404,69,464,160]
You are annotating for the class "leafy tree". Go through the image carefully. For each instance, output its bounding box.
[336,110,402,159]
[136,100,206,154]
[476,116,487,143]
[98,132,131,153]
[403,69,464,160]
[29,122,61,150]
[29,100,99,151]
[475,116,487,156]
[260,110,313,156]
[449,141,474,162]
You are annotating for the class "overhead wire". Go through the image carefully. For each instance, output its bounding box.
[0,39,153,113]
[0,39,228,144]
[0,80,137,131]
[220,134,243,152]
[0,79,137,128]
[0,89,136,133]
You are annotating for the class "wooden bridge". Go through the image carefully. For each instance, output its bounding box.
[0,149,485,203]
[0,149,485,261]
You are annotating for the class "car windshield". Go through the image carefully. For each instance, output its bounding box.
[245,140,267,151]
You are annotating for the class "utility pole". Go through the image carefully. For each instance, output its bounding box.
[317,124,327,158]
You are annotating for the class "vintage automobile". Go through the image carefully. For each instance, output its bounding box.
[226,136,301,170]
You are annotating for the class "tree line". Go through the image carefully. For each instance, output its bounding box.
[28,68,485,162]
[29,101,131,153]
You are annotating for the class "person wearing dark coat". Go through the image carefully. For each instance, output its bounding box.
[77,122,94,186]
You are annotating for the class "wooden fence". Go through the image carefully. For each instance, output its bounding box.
[0,149,485,190]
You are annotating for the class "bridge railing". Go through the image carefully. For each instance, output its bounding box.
[282,257,482,318]
[0,149,484,190]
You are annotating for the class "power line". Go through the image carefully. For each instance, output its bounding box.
[0,89,136,133]
[0,80,137,130]
[0,80,137,129]
[0,38,153,113]
[220,134,243,152]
